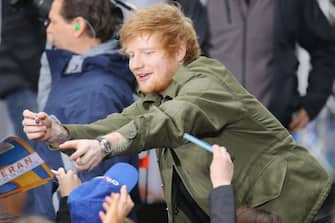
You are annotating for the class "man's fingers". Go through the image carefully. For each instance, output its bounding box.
[59,140,80,150]
[119,185,128,203]
[212,144,221,151]
[80,154,100,172]
[212,145,233,163]
[289,118,299,131]
[23,110,48,123]
[74,162,87,172]
[289,109,309,132]
[78,149,94,164]
[24,131,47,140]
[60,140,104,172]
[36,112,49,120]
[105,196,114,207]
[23,118,43,126]
[23,109,36,118]
[102,201,109,210]
[86,157,98,172]
[60,140,89,162]
[23,125,46,133]
[289,118,305,132]
[110,193,120,210]
[57,167,65,175]
[99,211,106,222]
[74,159,92,172]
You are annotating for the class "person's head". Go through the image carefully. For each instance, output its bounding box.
[237,207,282,223]
[47,0,114,53]
[119,3,201,94]
[68,163,138,223]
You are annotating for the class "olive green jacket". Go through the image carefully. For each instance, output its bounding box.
[65,57,331,223]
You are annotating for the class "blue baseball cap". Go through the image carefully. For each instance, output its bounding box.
[68,162,138,223]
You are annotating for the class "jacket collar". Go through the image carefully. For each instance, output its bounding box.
[46,39,120,76]
[140,58,200,102]
[162,64,194,98]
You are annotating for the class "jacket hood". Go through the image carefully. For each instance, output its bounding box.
[46,39,136,91]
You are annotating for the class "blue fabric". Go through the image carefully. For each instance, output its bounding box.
[5,88,37,142]
[68,163,138,223]
[30,42,138,220]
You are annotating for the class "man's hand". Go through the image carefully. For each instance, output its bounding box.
[99,185,134,223]
[55,168,81,197]
[22,109,52,141]
[59,132,128,172]
[59,139,104,172]
[22,109,69,146]
[210,145,234,188]
[289,108,310,133]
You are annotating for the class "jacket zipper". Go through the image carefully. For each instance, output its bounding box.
[224,0,232,24]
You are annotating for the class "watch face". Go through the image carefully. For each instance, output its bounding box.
[104,145,111,154]
[97,137,112,155]
[102,138,112,154]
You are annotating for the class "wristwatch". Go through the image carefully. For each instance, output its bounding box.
[96,136,112,155]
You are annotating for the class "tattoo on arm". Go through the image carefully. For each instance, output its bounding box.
[48,121,70,148]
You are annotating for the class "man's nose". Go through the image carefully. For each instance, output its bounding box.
[46,24,52,35]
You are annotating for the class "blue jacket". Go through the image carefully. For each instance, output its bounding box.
[35,40,138,181]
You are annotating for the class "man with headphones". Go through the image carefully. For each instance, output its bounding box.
[25,0,139,221]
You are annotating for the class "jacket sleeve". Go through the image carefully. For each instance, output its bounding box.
[116,76,244,151]
[298,0,335,120]
[209,185,236,223]
[64,96,145,140]
[56,196,71,223]
[67,74,244,154]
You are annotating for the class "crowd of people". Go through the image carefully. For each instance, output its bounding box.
[1,0,335,223]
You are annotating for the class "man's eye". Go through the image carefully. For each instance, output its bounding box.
[144,51,154,55]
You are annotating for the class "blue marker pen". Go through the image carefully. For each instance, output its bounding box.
[183,133,213,152]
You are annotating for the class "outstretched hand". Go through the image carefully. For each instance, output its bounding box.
[55,167,82,197]
[22,109,52,141]
[289,108,310,133]
[59,139,104,172]
[210,145,234,188]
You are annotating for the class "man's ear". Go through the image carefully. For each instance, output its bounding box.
[72,17,87,38]
[176,42,187,64]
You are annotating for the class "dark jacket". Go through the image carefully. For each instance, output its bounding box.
[207,0,335,127]
[56,197,70,223]
[268,0,335,126]
[172,0,208,54]
[209,185,236,223]
[0,1,45,98]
